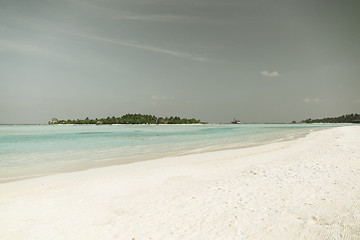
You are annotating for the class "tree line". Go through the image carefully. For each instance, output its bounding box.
[49,114,205,125]
[301,113,360,124]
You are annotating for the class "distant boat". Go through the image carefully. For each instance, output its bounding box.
[231,118,242,124]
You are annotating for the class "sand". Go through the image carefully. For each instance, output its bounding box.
[0,126,359,240]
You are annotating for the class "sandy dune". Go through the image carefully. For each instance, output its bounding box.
[0,126,359,240]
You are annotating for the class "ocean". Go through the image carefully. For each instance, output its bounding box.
[0,124,338,183]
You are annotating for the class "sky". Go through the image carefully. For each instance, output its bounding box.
[0,0,359,124]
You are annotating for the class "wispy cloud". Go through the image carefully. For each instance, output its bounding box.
[0,39,60,57]
[147,95,175,106]
[353,99,360,104]
[113,13,190,22]
[304,98,320,103]
[1,2,210,62]
[111,12,220,25]
[73,0,215,24]
[65,31,208,61]
[261,71,280,77]
[152,95,175,101]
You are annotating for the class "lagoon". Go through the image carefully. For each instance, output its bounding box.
[0,124,339,183]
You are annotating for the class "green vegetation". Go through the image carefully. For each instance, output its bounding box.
[49,114,205,125]
[301,113,360,124]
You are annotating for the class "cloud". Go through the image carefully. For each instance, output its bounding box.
[151,95,175,100]
[74,0,216,24]
[304,98,320,103]
[353,99,360,104]
[1,3,209,62]
[64,31,208,62]
[0,40,56,56]
[261,71,280,77]
[146,95,175,107]
[114,13,188,22]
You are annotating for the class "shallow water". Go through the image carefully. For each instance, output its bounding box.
[0,124,341,183]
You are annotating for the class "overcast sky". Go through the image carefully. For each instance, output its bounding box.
[0,0,359,124]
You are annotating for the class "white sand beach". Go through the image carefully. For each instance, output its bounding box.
[0,126,359,240]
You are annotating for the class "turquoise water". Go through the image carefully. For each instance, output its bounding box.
[0,124,337,183]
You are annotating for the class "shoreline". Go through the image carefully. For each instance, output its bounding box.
[1,126,359,239]
[1,124,330,184]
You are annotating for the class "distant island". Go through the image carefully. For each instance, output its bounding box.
[49,114,205,125]
[301,113,360,124]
